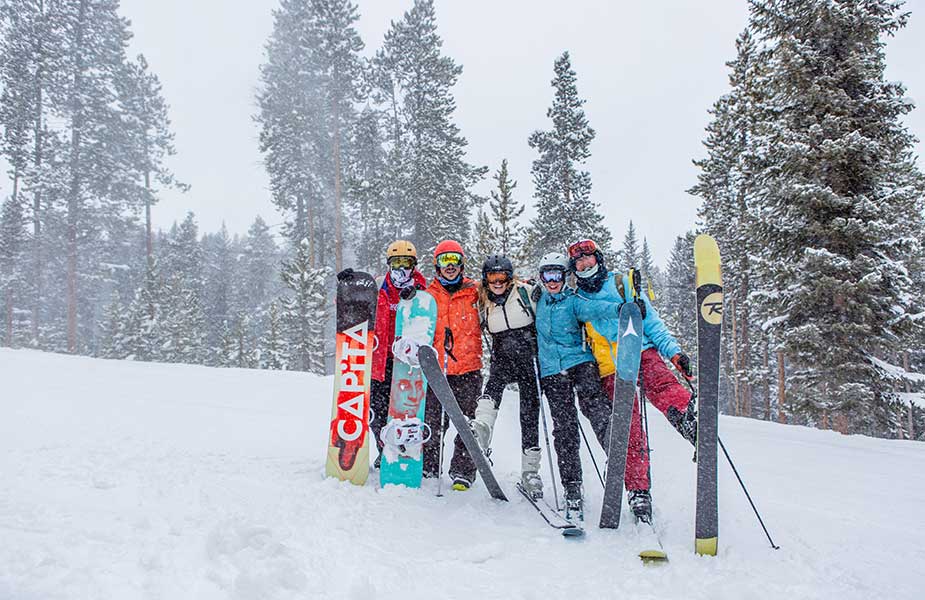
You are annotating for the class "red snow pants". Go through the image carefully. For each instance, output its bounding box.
[601,348,692,491]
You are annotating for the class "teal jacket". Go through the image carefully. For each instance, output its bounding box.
[535,286,621,378]
[575,272,681,359]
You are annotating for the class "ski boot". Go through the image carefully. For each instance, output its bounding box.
[520,447,544,499]
[667,396,698,446]
[628,489,652,524]
[563,481,584,523]
[470,394,498,454]
[451,476,472,492]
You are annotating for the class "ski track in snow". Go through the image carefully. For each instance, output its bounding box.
[1,348,923,600]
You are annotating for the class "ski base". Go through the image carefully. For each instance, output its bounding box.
[516,483,585,538]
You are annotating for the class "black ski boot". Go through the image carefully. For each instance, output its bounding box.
[628,489,652,524]
[667,396,698,446]
[563,481,584,523]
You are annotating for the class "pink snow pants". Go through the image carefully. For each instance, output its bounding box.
[601,348,691,491]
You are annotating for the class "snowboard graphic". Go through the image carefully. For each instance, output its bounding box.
[599,301,643,530]
[326,271,378,485]
[379,290,438,488]
[694,234,723,556]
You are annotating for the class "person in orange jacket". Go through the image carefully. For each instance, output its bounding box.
[423,239,484,490]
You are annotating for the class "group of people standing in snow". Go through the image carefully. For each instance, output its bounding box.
[337,237,698,520]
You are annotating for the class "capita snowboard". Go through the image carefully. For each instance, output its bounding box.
[694,234,723,556]
[379,290,438,488]
[417,345,508,502]
[599,301,643,530]
[326,271,378,485]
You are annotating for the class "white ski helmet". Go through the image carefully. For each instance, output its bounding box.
[538,252,569,273]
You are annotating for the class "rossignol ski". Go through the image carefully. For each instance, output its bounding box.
[516,482,584,538]
[417,345,508,502]
[326,271,378,485]
[694,234,723,556]
[599,301,643,529]
[379,290,438,488]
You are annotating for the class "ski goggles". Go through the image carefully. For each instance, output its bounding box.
[540,269,565,283]
[387,256,416,269]
[435,252,463,268]
[485,272,511,285]
[567,239,599,259]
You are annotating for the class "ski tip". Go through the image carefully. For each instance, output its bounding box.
[563,527,585,539]
[694,235,722,286]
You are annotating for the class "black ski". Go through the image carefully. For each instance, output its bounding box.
[418,345,508,502]
[516,483,584,538]
[694,234,722,556]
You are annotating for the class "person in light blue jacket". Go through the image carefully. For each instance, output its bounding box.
[532,252,622,522]
[567,238,698,524]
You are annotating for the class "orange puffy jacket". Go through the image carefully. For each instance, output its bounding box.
[426,277,483,375]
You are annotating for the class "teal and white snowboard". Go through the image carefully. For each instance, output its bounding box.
[379,290,438,488]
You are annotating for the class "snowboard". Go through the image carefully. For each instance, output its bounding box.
[326,271,378,485]
[417,345,508,502]
[379,290,438,488]
[599,301,643,530]
[694,234,723,556]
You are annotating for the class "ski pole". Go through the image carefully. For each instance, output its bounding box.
[577,417,605,489]
[683,379,780,549]
[533,355,560,511]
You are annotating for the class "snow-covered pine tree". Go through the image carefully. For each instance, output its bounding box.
[638,237,663,306]
[345,107,394,273]
[260,301,289,370]
[690,27,768,418]
[99,292,129,359]
[472,197,495,271]
[241,216,279,317]
[489,159,525,265]
[619,220,639,270]
[661,232,698,374]
[524,51,611,264]
[120,259,170,362]
[202,224,241,362]
[371,0,485,255]
[747,0,925,435]
[280,239,329,374]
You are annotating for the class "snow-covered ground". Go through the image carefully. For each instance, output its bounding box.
[1,348,922,600]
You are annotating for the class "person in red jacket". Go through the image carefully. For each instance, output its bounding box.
[424,240,484,490]
[368,240,427,468]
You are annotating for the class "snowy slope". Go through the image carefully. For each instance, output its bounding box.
[1,349,922,600]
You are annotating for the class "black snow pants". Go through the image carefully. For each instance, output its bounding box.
[483,329,541,451]
[369,360,393,462]
[422,370,483,482]
[540,360,612,485]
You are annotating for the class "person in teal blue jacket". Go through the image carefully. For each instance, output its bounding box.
[532,252,621,521]
[567,238,698,523]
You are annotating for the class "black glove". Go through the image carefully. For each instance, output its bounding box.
[336,268,355,282]
[635,298,647,320]
[530,285,542,303]
[671,352,693,380]
[399,285,417,300]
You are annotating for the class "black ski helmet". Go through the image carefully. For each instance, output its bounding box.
[482,254,514,282]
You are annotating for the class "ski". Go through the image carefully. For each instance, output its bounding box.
[599,301,644,529]
[694,234,722,556]
[636,520,669,564]
[516,483,584,538]
[379,290,438,488]
[326,271,378,485]
[417,345,508,502]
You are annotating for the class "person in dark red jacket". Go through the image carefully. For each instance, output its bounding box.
[424,240,484,490]
[368,240,427,467]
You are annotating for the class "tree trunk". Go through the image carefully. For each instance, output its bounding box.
[903,350,914,440]
[66,0,90,354]
[730,296,740,415]
[763,337,771,421]
[741,272,752,418]
[333,101,343,272]
[145,169,153,267]
[31,5,45,344]
[777,350,786,423]
[6,169,19,347]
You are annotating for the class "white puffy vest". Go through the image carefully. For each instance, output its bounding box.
[484,282,536,334]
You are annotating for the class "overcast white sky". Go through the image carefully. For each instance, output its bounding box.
[88,1,925,265]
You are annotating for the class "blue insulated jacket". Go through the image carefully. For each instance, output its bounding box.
[535,286,621,378]
[575,272,681,359]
